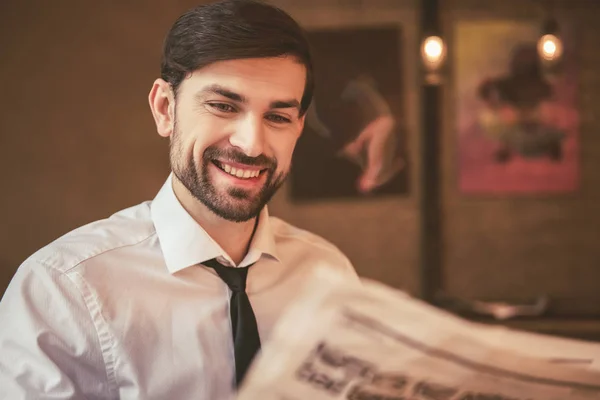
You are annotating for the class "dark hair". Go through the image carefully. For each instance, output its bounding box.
[161,0,314,116]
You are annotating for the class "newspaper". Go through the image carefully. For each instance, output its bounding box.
[238,268,600,400]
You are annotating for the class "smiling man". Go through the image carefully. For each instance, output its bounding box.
[156,55,309,264]
[0,1,357,399]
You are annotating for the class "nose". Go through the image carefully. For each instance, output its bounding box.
[229,114,265,158]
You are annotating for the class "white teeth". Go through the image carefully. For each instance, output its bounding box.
[218,162,261,179]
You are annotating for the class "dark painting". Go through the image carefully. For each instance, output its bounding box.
[290,26,408,201]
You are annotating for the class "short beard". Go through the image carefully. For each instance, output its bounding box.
[170,125,287,223]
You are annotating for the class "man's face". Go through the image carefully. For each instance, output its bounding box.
[169,57,306,222]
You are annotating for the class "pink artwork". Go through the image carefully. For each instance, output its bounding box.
[455,20,579,194]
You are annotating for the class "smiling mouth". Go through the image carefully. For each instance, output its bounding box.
[212,161,267,180]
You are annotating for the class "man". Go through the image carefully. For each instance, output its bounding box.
[0,1,359,399]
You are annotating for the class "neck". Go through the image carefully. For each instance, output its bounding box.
[172,177,257,265]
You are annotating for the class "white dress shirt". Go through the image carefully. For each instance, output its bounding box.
[0,175,357,400]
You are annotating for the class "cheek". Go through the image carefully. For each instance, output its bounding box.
[269,132,300,169]
[181,117,231,157]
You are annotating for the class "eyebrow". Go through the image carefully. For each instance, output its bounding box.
[270,99,300,111]
[198,84,301,112]
[199,84,246,103]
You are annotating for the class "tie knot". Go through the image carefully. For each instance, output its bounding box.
[203,259,250,292]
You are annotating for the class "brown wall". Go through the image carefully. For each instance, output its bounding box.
[441,0,600,316]
[0,1,191,293]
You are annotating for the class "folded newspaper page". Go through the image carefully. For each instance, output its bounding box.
[238,269,600,400]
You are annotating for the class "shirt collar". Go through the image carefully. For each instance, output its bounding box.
[150,174,279,274]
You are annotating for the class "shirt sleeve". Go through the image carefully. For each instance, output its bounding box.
[0,260,112,399]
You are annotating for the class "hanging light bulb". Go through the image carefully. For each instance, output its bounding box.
[421,36,446,71]
[537,18,563,64]
[421,35,446,85]
[537,33,563,62]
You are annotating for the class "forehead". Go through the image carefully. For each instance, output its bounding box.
[180,57,306,103]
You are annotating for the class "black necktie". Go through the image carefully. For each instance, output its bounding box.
[203,259,261,386]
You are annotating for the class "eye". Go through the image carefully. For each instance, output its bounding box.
[265,114,292,124]
[207,102,237,113]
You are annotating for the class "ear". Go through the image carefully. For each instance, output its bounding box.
[148,79,175,138]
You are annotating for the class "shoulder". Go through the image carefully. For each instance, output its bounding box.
[270,217,343,255]
[26,201,156,274]
[269,216,357,276]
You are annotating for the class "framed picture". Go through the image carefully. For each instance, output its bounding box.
[290,26,408,201]
[455,20,579,194]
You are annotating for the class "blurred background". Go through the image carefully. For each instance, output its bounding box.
[1,0,599,341]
